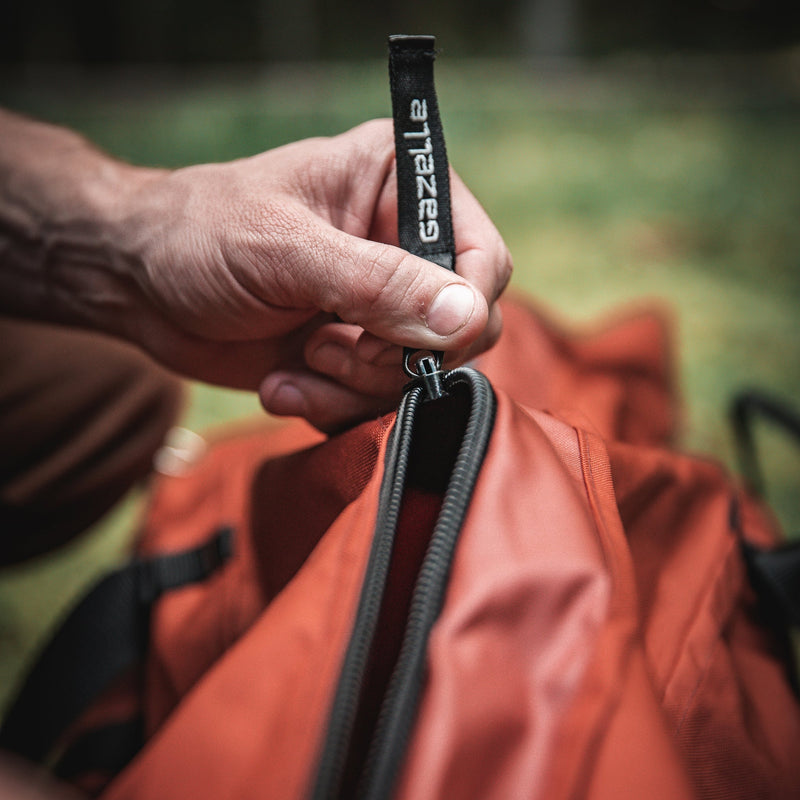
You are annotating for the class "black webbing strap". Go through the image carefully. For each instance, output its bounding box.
[731,389,800,499]
[0,526,233,767]
[742,540,800,628]
[53,717,145,781]
[729,389,800,628]
[388,35,456,375]
[388,34,455,270]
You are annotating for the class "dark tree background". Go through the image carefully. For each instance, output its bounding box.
[1,0,798,64]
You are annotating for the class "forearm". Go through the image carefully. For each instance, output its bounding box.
[0,109,160,333]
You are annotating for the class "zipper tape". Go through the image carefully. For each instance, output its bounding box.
[309,368,496,800]
[356,368,496,798]
[310,387,422,800]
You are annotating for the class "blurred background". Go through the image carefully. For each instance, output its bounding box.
[1,0,799,708]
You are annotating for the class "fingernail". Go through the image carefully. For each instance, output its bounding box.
[308,342,349,376]
[262,381,308,417]
[426,284,476,337]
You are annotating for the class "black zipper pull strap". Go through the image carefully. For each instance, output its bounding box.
[388,34,455,270]
[388,34,456,382]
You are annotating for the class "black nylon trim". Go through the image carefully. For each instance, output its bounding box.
[742,540,800,628]
[730,389,800,501]
[53,717,145,781]
[0,526,233,765]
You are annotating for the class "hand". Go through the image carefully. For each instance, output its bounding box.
[0,113,504,431]
[110,119,511,430]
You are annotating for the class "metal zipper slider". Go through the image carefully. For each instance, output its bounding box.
[403,349,446,402]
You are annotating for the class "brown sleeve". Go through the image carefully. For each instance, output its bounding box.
[0,317,183,566]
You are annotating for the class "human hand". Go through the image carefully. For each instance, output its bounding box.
[109,119,511,431]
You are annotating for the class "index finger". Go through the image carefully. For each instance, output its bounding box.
[448,169,513,305]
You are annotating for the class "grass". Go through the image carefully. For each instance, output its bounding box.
[1,58,799,709]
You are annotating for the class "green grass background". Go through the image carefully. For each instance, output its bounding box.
[1,59,799,709]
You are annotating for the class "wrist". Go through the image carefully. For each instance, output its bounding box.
[68,158,166,340]
[0,110,165,337]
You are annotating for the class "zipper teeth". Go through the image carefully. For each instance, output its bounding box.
[310,386,424,800]
[357,367,496,799]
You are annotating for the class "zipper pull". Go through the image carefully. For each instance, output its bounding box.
[389,35,456,400]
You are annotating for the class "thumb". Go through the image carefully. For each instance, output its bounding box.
[295,226,489,352]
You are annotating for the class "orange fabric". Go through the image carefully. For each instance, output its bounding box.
[609,442,800,798]
[105,422,391,800]
[84,293,800,800]
[397,401,696,800]
[138,416,392,731]
[476,294,677,446]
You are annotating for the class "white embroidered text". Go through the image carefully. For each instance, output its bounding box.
[403,98,439,244]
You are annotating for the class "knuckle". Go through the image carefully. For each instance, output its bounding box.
[338,120,396,185]
[350,244,425,322]
[226,199,312,304]
[343,118,393,151]
[494,239,514,299]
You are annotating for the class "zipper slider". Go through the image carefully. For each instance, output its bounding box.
[403,349,447,402]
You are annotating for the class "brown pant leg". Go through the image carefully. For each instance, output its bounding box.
[0,318,184,566]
